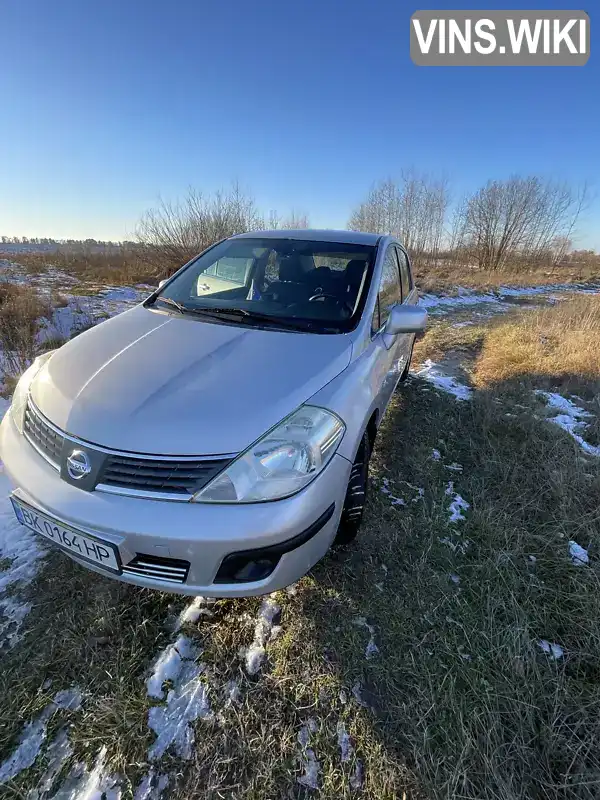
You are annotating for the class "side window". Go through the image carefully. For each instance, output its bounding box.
[394,246,412,301]
[264,250,279,285]
[376,247,402,330]
[204,257,250,285]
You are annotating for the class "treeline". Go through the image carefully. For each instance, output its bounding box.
[349,172,590,271]
[135,177,592,276]
[0,237,131,249]
[1,175,594,279]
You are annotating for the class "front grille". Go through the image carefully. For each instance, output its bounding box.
[24,398,232,499]
[100,454,231,496]
[122,553,190,584]
[24,401,64,468]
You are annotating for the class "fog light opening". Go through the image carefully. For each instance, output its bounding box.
[234,558,276,582]
[215,554,280,584]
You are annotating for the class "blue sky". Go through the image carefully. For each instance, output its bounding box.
[1,0,598,247]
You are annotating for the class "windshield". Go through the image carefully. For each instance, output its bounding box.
[148,237,376,333]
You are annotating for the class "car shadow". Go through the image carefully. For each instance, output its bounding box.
[291,369,600,797]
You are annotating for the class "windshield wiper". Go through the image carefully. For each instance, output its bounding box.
[190,306,320,331]
[151,301,339,333]
[152,296,190,314]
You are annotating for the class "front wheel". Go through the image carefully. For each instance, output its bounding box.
[399,340,415,382]
[333,431,371,547]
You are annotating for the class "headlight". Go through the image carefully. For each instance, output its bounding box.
[193,405,345,503]
[10,351,55,434]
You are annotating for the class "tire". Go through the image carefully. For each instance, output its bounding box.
[399,339,415,382]
[333,431,371,547]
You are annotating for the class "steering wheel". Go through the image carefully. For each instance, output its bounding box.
[309,293,354,316]
[309,292,339,303]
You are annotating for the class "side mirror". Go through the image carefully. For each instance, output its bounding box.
[384,304,428,335]
[158,279,168,289]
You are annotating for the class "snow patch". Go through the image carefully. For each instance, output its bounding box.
[0,511,45,591]
[569,541,589,566]
[224,679,241,706]
[244,597,281,676]
[353,616,379,660]
[134,768,170,799]
[381,478,423,506]
[445,481,470,523]
[536,391,600,457]
[52,689,83,711]
[420,282,600,314]
[0,595,32,649]
[539,640,564,660]
[0,688,81,786]
[145,613,211,763]
[0,402,46,647]
[175,596,213,629]
[148,660,213,761]
[380,478,405,506]
[413,359,472,401]
[297,749,320,790]
[439,536,471,555]
[49,745,121,799]
[0,712,50,786]
[337,721,353,762]
[351,681,370,709]
[146,635,201,699]
[297,720,320,790]
[349,760,364,790]
[28,727,72,798]
[432,449,442,460]
[419,290,502,310]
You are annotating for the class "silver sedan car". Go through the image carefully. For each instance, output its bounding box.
[0,230,427,596]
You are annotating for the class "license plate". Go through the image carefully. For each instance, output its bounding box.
[10,496,120,573]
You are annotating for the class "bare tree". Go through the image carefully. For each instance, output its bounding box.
[136,184,264,276]
[281,211,310,229]
[267,210,310,230]
[348,172,450,266]
[453,176,588,270]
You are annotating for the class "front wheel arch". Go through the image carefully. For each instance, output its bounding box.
[332,429,372,547]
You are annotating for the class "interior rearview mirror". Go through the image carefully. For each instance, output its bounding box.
[384,304,428,336]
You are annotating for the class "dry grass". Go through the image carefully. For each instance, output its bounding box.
[413,321,487,365]
[474,295,600,389]
[414,295,600,396]
[1,295,600,798]
[414,264,600,294]
[0,283,52,378]
[1,250,156,287]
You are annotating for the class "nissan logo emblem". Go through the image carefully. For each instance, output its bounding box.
[66,449,91,481]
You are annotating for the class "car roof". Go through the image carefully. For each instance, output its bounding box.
[230,229,383,246]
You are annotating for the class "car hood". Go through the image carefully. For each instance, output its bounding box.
[30,306,353,455]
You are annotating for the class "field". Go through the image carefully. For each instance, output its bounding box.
[0,257,599,799]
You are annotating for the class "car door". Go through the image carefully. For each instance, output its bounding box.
[371,244,404,411]
[393,244,418,370]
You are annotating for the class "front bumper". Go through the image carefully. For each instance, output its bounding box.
[0,412,351,596]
